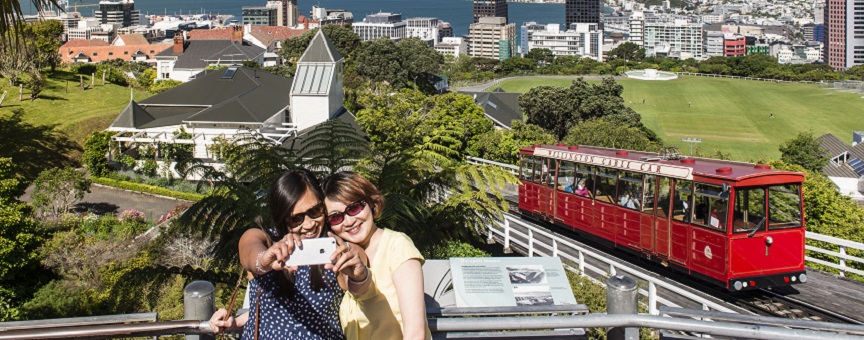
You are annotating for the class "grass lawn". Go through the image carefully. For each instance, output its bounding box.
[0,70,153,150]
[495,76,864,162]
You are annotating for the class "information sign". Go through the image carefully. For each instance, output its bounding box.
[449,257,578,308]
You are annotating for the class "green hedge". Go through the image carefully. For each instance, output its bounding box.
[91,177,204,202]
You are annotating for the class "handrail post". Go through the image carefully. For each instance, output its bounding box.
[579,250,585,274]
[486,220,496,245]
[503,218,512,254]
[607,275,639,340]
[184,281,215,340]
[553,239,558,258]
[840,246,847,278]
[648,282,658,315]
[528,229,534,257]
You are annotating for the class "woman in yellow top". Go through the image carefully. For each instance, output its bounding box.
[321,171,432,340]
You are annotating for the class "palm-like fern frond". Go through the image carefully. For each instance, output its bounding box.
[297,119,368,177]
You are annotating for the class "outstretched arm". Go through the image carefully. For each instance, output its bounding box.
[392,259,427,340]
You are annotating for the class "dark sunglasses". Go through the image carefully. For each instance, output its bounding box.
[326,201,367,226]
[288,203,325,228]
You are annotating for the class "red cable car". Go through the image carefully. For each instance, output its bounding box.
[518,145,807,291]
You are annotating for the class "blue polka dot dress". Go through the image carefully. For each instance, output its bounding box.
[241,266,345,340]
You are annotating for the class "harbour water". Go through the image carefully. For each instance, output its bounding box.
[99,0,566,37]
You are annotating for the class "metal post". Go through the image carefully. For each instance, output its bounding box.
[839,246,847,278]
[552,239,558,258]
[648,282,657,315]
[528,229,534,257]
[578,251,585,273]
[503,218,512,254]
[486,223,495,245]
[607,275,638,340]
[184,281,215,340]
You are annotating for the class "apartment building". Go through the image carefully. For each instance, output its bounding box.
[526,23,602,61]
[644,19,703,59]
[468,16,516,60]
[352,12,406,41]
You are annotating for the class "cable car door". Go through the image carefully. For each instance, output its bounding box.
[653,177,673,259]
[536,158,556,219]
[640,175,656,251]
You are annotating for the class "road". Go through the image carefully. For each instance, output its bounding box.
[19,183,188,221]
[454,75,623,92]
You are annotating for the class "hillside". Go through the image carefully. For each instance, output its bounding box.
[0,70,153,149]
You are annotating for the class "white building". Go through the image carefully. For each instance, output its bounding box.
[405,17,440,44]
[519,22,548,55]
[705,31,724,57]
[644,19,703,59]
[352,12,406,41]
[435,37,468,57]
[526,23,602,61]
[468,16,516,60]
[628,12,644,46]
[701,14,725,24]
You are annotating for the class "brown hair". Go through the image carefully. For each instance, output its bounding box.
[321,171,384,219]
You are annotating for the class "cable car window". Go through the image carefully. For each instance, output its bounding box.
[557,162,575,191]
[574,164,595,198]
[767,184,802,229]
[519,156,534,181]
[532,158,545,183]
[655,177,672,218]
[594,167,618,204]
[546,160,557,188]
[672,180,693,223]
[617,171,643,211]
[693,183,729,232]
[733,187,766,233]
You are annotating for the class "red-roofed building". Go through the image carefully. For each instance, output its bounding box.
[186,27,236,40]
[59,40,172,64]
[247,25,308,50]
[112,33,150,46]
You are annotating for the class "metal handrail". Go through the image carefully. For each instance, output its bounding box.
[4,313,864,340]
[468,155,864,279]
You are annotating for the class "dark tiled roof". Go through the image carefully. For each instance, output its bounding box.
[298,30,342,63]
[156,40,264,69]
[817,133,860,178]
[110,67,293,129]
[458,89,522,128]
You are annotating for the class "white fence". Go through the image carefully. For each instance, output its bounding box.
[486,213,739,315]
[674,72,821,84]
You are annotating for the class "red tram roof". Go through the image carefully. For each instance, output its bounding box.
[520,145,804,183]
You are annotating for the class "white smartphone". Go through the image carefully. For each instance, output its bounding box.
[285,237,337,267]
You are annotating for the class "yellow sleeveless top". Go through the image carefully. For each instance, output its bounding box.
[339,229,432,340]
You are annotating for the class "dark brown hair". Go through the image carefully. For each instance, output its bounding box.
[320,171,384,219]
[267,168,333,296]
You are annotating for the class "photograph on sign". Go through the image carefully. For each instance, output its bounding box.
[513,285,554,306]
[506,265,548,284]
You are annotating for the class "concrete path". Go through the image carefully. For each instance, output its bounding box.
[454,75,622,92]
[19,183,188,222]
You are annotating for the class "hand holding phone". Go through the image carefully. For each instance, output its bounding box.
[284,237,337,267]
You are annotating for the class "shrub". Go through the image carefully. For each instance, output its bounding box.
[69,63,97,75]
[426,241,491,259]
[116,154,136,171]
[31,167,90,217]
[118,209,146,223]
[149,79,182,94]
[82,131,116,177]
[90,177,204,202]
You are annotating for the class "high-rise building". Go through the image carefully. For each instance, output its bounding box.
[705,31,724,57]
[468,16,516,60]
[473,0,508,23]
[438,22,454,42]
[565,0,602,29]
[643,20,703,59]
[406,17,440,43]
[845,0,864,68]
[94,0,139,28]
[352,13,406,41]
[825,0,846,69]
[520,22,547,55]
[242,6,277,26]
[310,6,353,26]
[628,12,644,46]
[526,23,602,60]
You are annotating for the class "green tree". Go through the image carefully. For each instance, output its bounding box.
[562,118,661,152]
[0,158,43,320]
[520,78,642,140]
[24,70,44,100]
[779,131,828,172]
[468,120,557,164]
[397,37,445,90]
[607,42,645,62]
[27,19,64,71]
[354,37,404,90]
[499,56,537,75]
[31,167,90,217]
[82,131,116,177]
[525,48,554,65]
[279,25,360,62]
[0,0,61,53]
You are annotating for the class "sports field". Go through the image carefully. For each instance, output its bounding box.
[494,76,864,161]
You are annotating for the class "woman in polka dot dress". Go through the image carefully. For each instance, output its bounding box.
[222,168,372,340]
